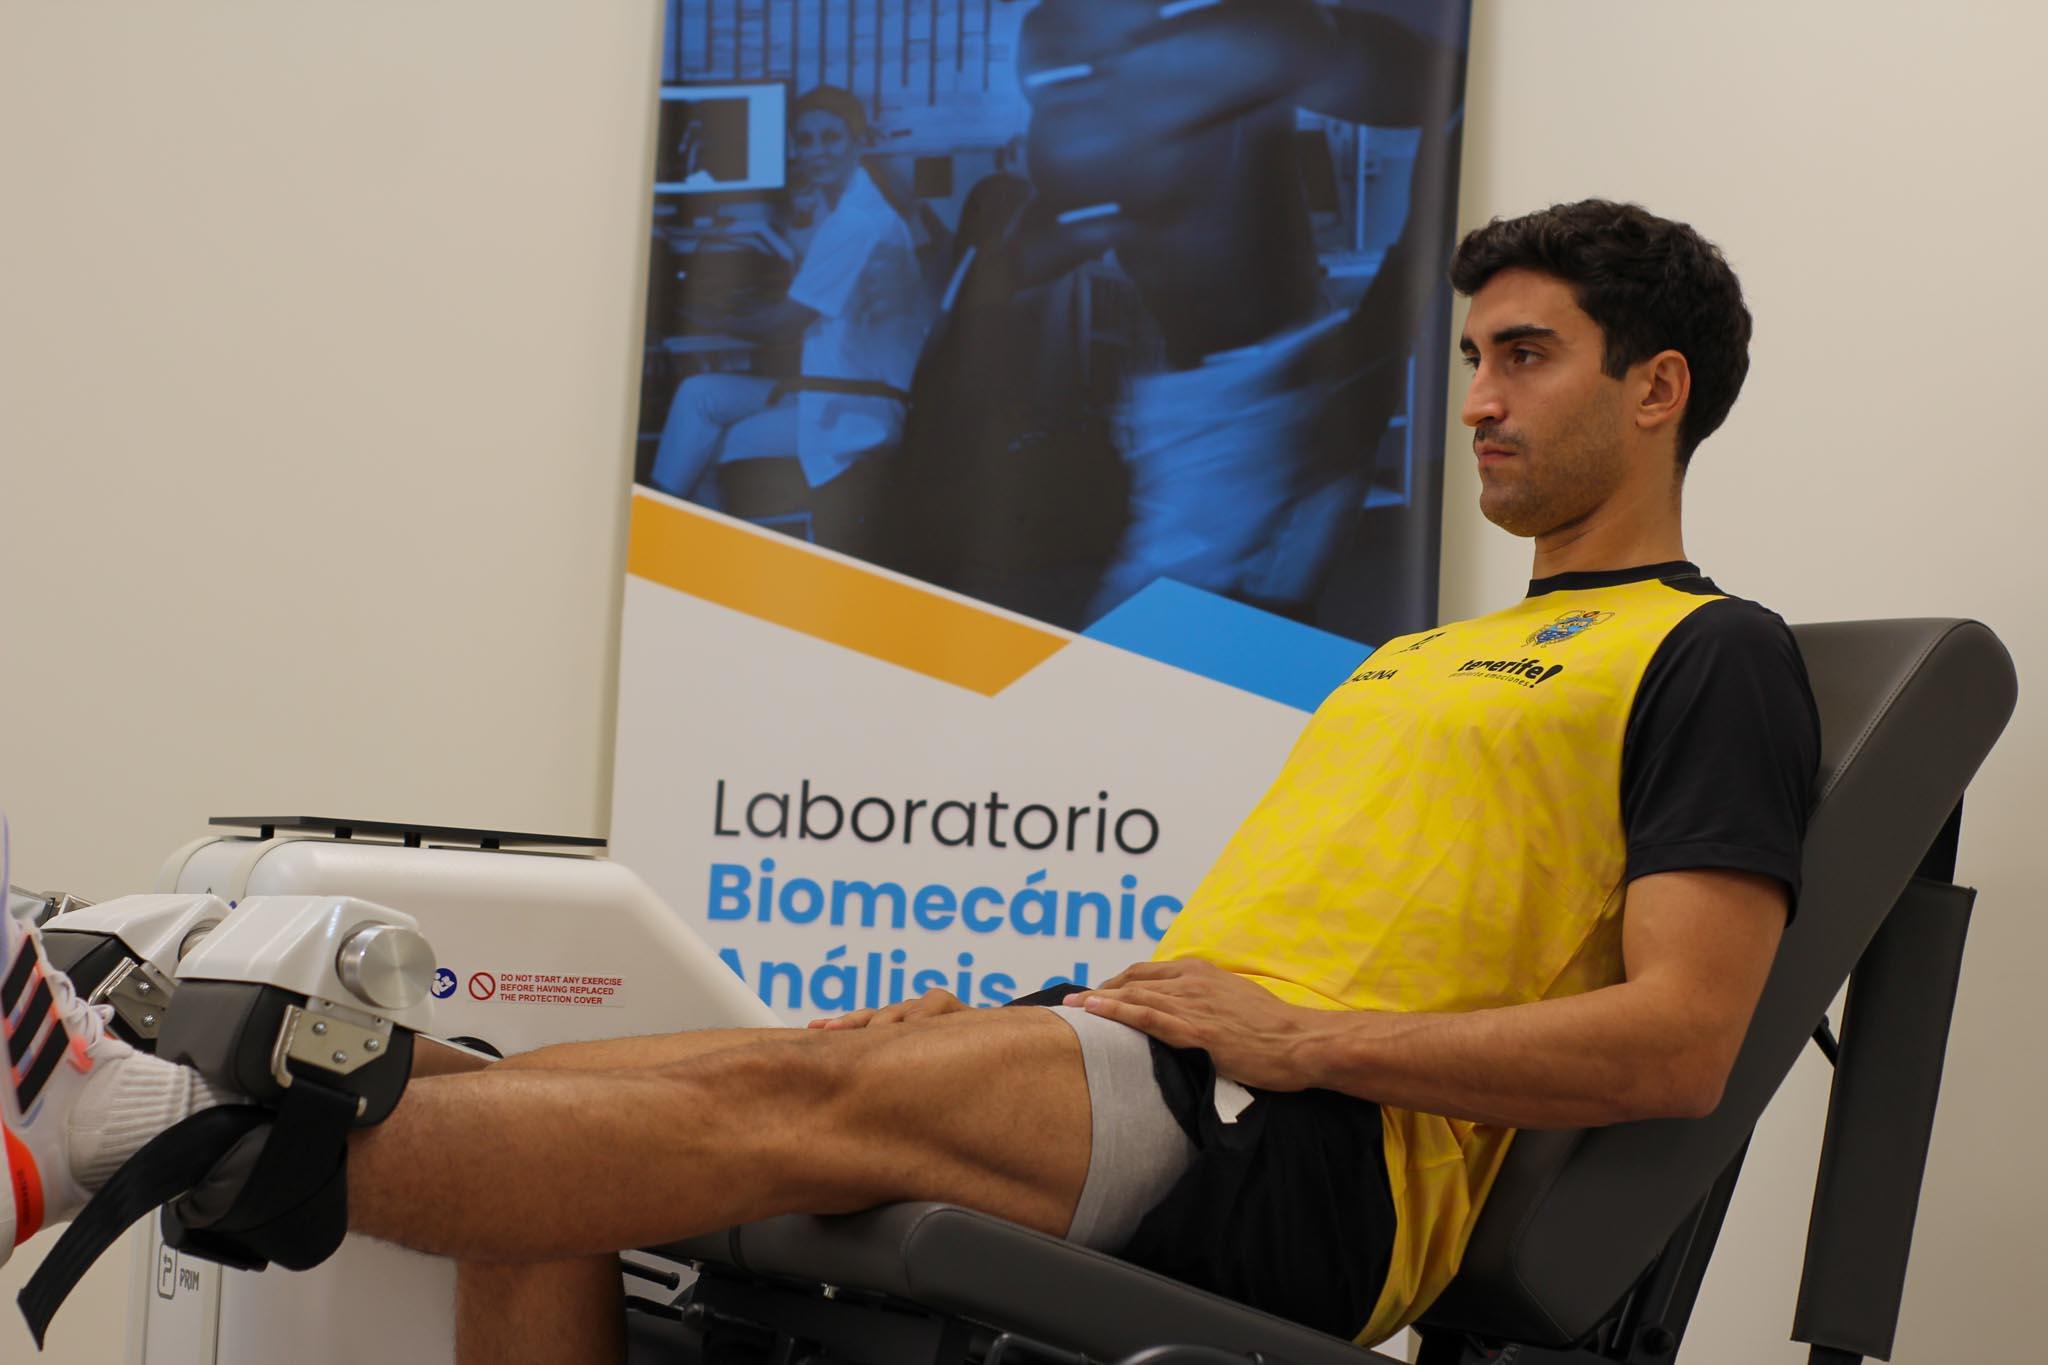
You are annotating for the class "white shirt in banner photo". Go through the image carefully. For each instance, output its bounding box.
[785,165,925,489]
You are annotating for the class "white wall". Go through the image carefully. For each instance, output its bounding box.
[1,2,2040,1361]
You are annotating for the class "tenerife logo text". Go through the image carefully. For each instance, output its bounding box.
[1456,658,1565,687]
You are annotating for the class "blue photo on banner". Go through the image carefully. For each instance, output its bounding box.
[635,0,1470,647]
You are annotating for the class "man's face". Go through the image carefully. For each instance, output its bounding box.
[792,109,858,192]
[1458,269,1632,538]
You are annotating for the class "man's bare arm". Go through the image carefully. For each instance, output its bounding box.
[1067,868,1786,1129]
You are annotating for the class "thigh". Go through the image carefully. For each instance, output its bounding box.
[681,371,780,425]
[717,395,800,463]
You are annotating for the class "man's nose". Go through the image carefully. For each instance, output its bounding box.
[1461,364,1505,430]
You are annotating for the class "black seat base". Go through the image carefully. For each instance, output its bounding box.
[648,1203,1402,1365]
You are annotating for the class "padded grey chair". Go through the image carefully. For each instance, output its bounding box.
[638,619,2017,1365]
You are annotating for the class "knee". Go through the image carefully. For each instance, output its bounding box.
[656,1034,869,1129]
[676,373,740,421]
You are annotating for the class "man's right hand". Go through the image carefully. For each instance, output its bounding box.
[808,988,971,1031]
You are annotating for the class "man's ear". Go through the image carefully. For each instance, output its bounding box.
[1635,349,1691,442]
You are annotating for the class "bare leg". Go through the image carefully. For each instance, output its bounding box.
[446,1022,863,1361]
[457,1256,623,1365]
[351,1007,1091,1260]
[446,1023,890,1361]
[489,1025,813,1074]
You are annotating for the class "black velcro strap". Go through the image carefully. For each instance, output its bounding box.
[196,1075,354,1233]
[17,1105,270,1347]
[165,1074,356,1272]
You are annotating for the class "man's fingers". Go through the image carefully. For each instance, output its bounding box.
[818,990,967,1030]
[1110,983,1183,1014]
[1098,960,1183,990]
[1068,982,1188,1019]
[1079,994,1197,1048]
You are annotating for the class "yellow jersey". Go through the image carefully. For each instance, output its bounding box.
[1155,563,1814,1342]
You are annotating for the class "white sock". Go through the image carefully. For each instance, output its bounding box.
[68,1053,236,1191]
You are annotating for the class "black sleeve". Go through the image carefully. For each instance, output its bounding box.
[1620,597,1821,910]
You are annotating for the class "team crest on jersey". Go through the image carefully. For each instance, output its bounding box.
[1527,610,1614,646]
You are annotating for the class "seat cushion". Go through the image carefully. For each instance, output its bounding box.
[657,1203,1403,1364]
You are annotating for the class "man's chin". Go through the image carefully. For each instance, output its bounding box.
[1478,493,1546,539]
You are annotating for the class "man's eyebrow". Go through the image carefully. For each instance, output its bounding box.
[1489,324,1561,346]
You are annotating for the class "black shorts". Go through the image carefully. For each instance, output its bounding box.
[1116,1036,1399,1340]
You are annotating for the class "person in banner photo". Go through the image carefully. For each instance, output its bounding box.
[635,0,1468,645]
[646,84,928,541]
[880,0,1466,635]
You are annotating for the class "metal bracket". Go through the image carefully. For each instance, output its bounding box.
[89,956,177,1042]
[10,885,94,927]
[269,999,393,1116]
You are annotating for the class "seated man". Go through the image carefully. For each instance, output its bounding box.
[648,84,925,510]
[1,201,1817,1363]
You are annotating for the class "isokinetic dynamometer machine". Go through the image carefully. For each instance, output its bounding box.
[33,816,775,1365]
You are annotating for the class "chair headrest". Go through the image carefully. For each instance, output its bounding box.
[1422,618,2017,1345]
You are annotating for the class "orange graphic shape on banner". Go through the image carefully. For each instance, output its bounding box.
[628,495,1068,696]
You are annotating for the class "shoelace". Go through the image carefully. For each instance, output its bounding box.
[43,958,114,1052]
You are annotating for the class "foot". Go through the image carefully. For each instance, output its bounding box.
[3,826,138,1263]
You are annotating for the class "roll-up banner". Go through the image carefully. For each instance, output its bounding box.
[613,0,1471,1021]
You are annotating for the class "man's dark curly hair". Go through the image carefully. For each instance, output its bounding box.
[1449,200,1751,467]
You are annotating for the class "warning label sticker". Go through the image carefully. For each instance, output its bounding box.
[481,972,627,1008]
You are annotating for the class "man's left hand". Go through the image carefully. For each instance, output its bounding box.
[1065,960,1336,1092]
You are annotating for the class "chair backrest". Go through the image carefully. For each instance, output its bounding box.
[1421,618,2018,1345]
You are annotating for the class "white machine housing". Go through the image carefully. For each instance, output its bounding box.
[35,894,228,975]
[126,827,778,1365]
[41,894,230,1044]
[172,894,436,1032]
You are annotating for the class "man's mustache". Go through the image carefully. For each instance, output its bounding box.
[1473,423,1526,452]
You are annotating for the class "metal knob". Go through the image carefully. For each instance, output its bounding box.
[335,924,435,1011]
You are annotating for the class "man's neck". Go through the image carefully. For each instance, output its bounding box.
[1529,480,1685,580]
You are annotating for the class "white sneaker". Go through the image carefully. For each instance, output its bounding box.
[3,816,136,1265]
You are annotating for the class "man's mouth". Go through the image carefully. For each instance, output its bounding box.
[1475,442,1520,466]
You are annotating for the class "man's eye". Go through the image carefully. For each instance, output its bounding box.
[1460,353,1480,370]
[1510,347,1540,365]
